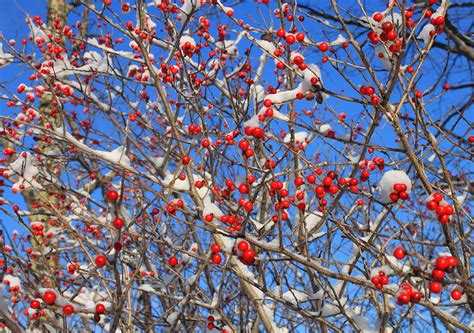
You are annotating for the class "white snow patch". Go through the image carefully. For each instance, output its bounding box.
[378,170,412,203]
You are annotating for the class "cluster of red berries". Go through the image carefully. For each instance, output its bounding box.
[275,29,306,45]
[159,63,180,84]
[257,105,276,121]
[166,199,184,215]
[233,240,255,266]
[389,183,409,202]
[207,315,217,330]
[217,214,242,232]
[3,277,20,292]
[25,299,45,320]
[238,139,255,158]
[188,124,202,135]
[244,126,265,140]
[429,256,458,295]
[224,130,239,145]
[269,180,287,197]
[316,174,340,206]
[429,15,445,33]
[291,55,306,70]
[237,197,253,212]
[272,200,291,221]
[336,177,360,194]
[426,192,454,224]
[181,41,199,57]
[360,85,380,105]
[210,243,222,265]
[218,176,255,198]
[94,303,106,322]
[369,15,404,51]
[41,290,75,316]
[396,283,422,305]
[30,222,44,237]
[358,156,385,179]
[67,262,80,275]
[371,270,389,290]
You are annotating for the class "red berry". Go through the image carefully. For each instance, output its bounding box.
[43,291,56,305]
[381,22,393,32]
[410,291,422,303]
[432,269,445,280]
[435,205,446,216]
[245,149,254,157]
[182,155,191,165]
[435,257,449,270]
[237,241,249,252]
[238,140,250,151]
[30,300,41,309]
[242,249,255,262]
[451,289,462,300]
[399,191,408,200]
[210,244,220,253]
[96,303,106,314]
[95,255,107,267]
[444,205,454,215]
[322,177,332,186]
[318,42,329,52]
[294,177,304,187]
[446,256,458,267]
[393,247,406,260]
[238,184,249,194]
[429,281,442,294]
[113,218,124,229]
[389,192,399,201]
[400,283,413,292]
[168,256,178,267]
[438,214,449,224]
[285,34,296,44]
[432,192,443,202]
[296,32,305,42]
[276,29,286,38]
[393,183,403,192]
[107,190,119,201]
[373,13,383,22]
[243,201,253,211]
[426,200,437,210]
[397,293,410,305]
[387,30,397,41]
[370,95,380,105]
[63,305,75,316]
[212,253,222,265]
